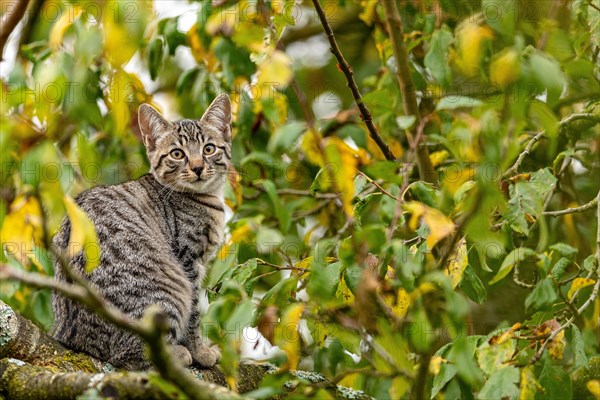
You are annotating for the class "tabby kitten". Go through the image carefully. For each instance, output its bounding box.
[52,94,232,370]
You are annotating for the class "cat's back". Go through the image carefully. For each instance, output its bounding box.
[54,175,168,258]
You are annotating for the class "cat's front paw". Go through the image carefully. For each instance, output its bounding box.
[191,344,221,368]
[172,345,193,367]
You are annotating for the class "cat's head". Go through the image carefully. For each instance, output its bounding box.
[138,94,232,194]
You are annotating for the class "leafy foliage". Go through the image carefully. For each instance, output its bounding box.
[1,0,599,399]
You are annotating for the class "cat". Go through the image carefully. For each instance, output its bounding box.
[51,94,232,370]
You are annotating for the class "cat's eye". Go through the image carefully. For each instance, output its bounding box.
[203,144,216,155]
[170,149,185,160]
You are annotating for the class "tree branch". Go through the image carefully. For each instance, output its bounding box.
[543,197,598,216]
[503,113,600,179]
[310,0,396,161]
[502,131,546,179]
[380,0,437,184]
[0,0,30,61]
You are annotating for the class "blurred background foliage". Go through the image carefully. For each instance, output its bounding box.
[1,0,599,398]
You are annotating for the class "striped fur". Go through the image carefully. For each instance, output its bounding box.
[52,94,232,370]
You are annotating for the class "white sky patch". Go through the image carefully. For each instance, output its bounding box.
[312,91,341,119]
[287,34,332,69]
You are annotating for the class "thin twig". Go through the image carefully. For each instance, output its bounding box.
[311,0,396,161]
[0,0,30,61]
[357,170,402,203]
[502,131,546,178]
[543,197,598,216]
[277,188,338,199]
[380,0,437,184]
[503,113,600,179]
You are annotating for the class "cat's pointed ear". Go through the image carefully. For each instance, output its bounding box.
[200,94,231,141]
[138,104,173,150]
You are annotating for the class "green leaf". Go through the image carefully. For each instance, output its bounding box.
[569,325,588,371]
[307,261,343,302]
[343,264,363,294]
[147,37,164,80]
[476,339,516,376]
[261,276,298,307]
[232,258,258,286]
[476,366,520,400]
[537,360,572,400]
[489,247,536,285]
[32,289,53,330]
[436,96,483,110]
[549,243,578,259]
[459,265,487,304]
[176,67,201,96]
[255,227,284,251]
[582,255,597,272]
[364,161,404,185]
[550,257,570,280]
[225,299,255,334]
[525,278,558,311]
[527,51,566,107]
[447,337,484,388]
[262,180,291,233]
[424,27,453,87]
[396,115,416,130]
[408,181,439,207]
[506,168,557,235]
[268,122,306,153]
[337,125,367,148]
[431,361,457,398]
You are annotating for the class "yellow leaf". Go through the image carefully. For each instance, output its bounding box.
[586,380,600,398]
[490,48,520,88]
[275,303,304,370]
[218,223,253,260]
[205,2,254,36]
[568,277,596,300]
[454,22,494,77]
[490,323,522,345]
[107,70,131,136]
[0,196,43,267]
[325,138,359,217]
[256,50,293,88]
[358,0,379,25]
[389,377,410,399]
[379,288,410,319]
[403,201,455,249]
[49,6,82,49]
[410,282,437,301]
[301,130,325,166]
[103,2,137,66]
[429,150,449,167]
[519,365,542,400]
[548,328,565,360]
[64,196,100,273]
[429,356,446,374]
[445,238,468,288]
[337,275,356,305]
[338,373,361,390]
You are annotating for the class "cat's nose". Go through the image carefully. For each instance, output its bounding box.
[192,166,204,177]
